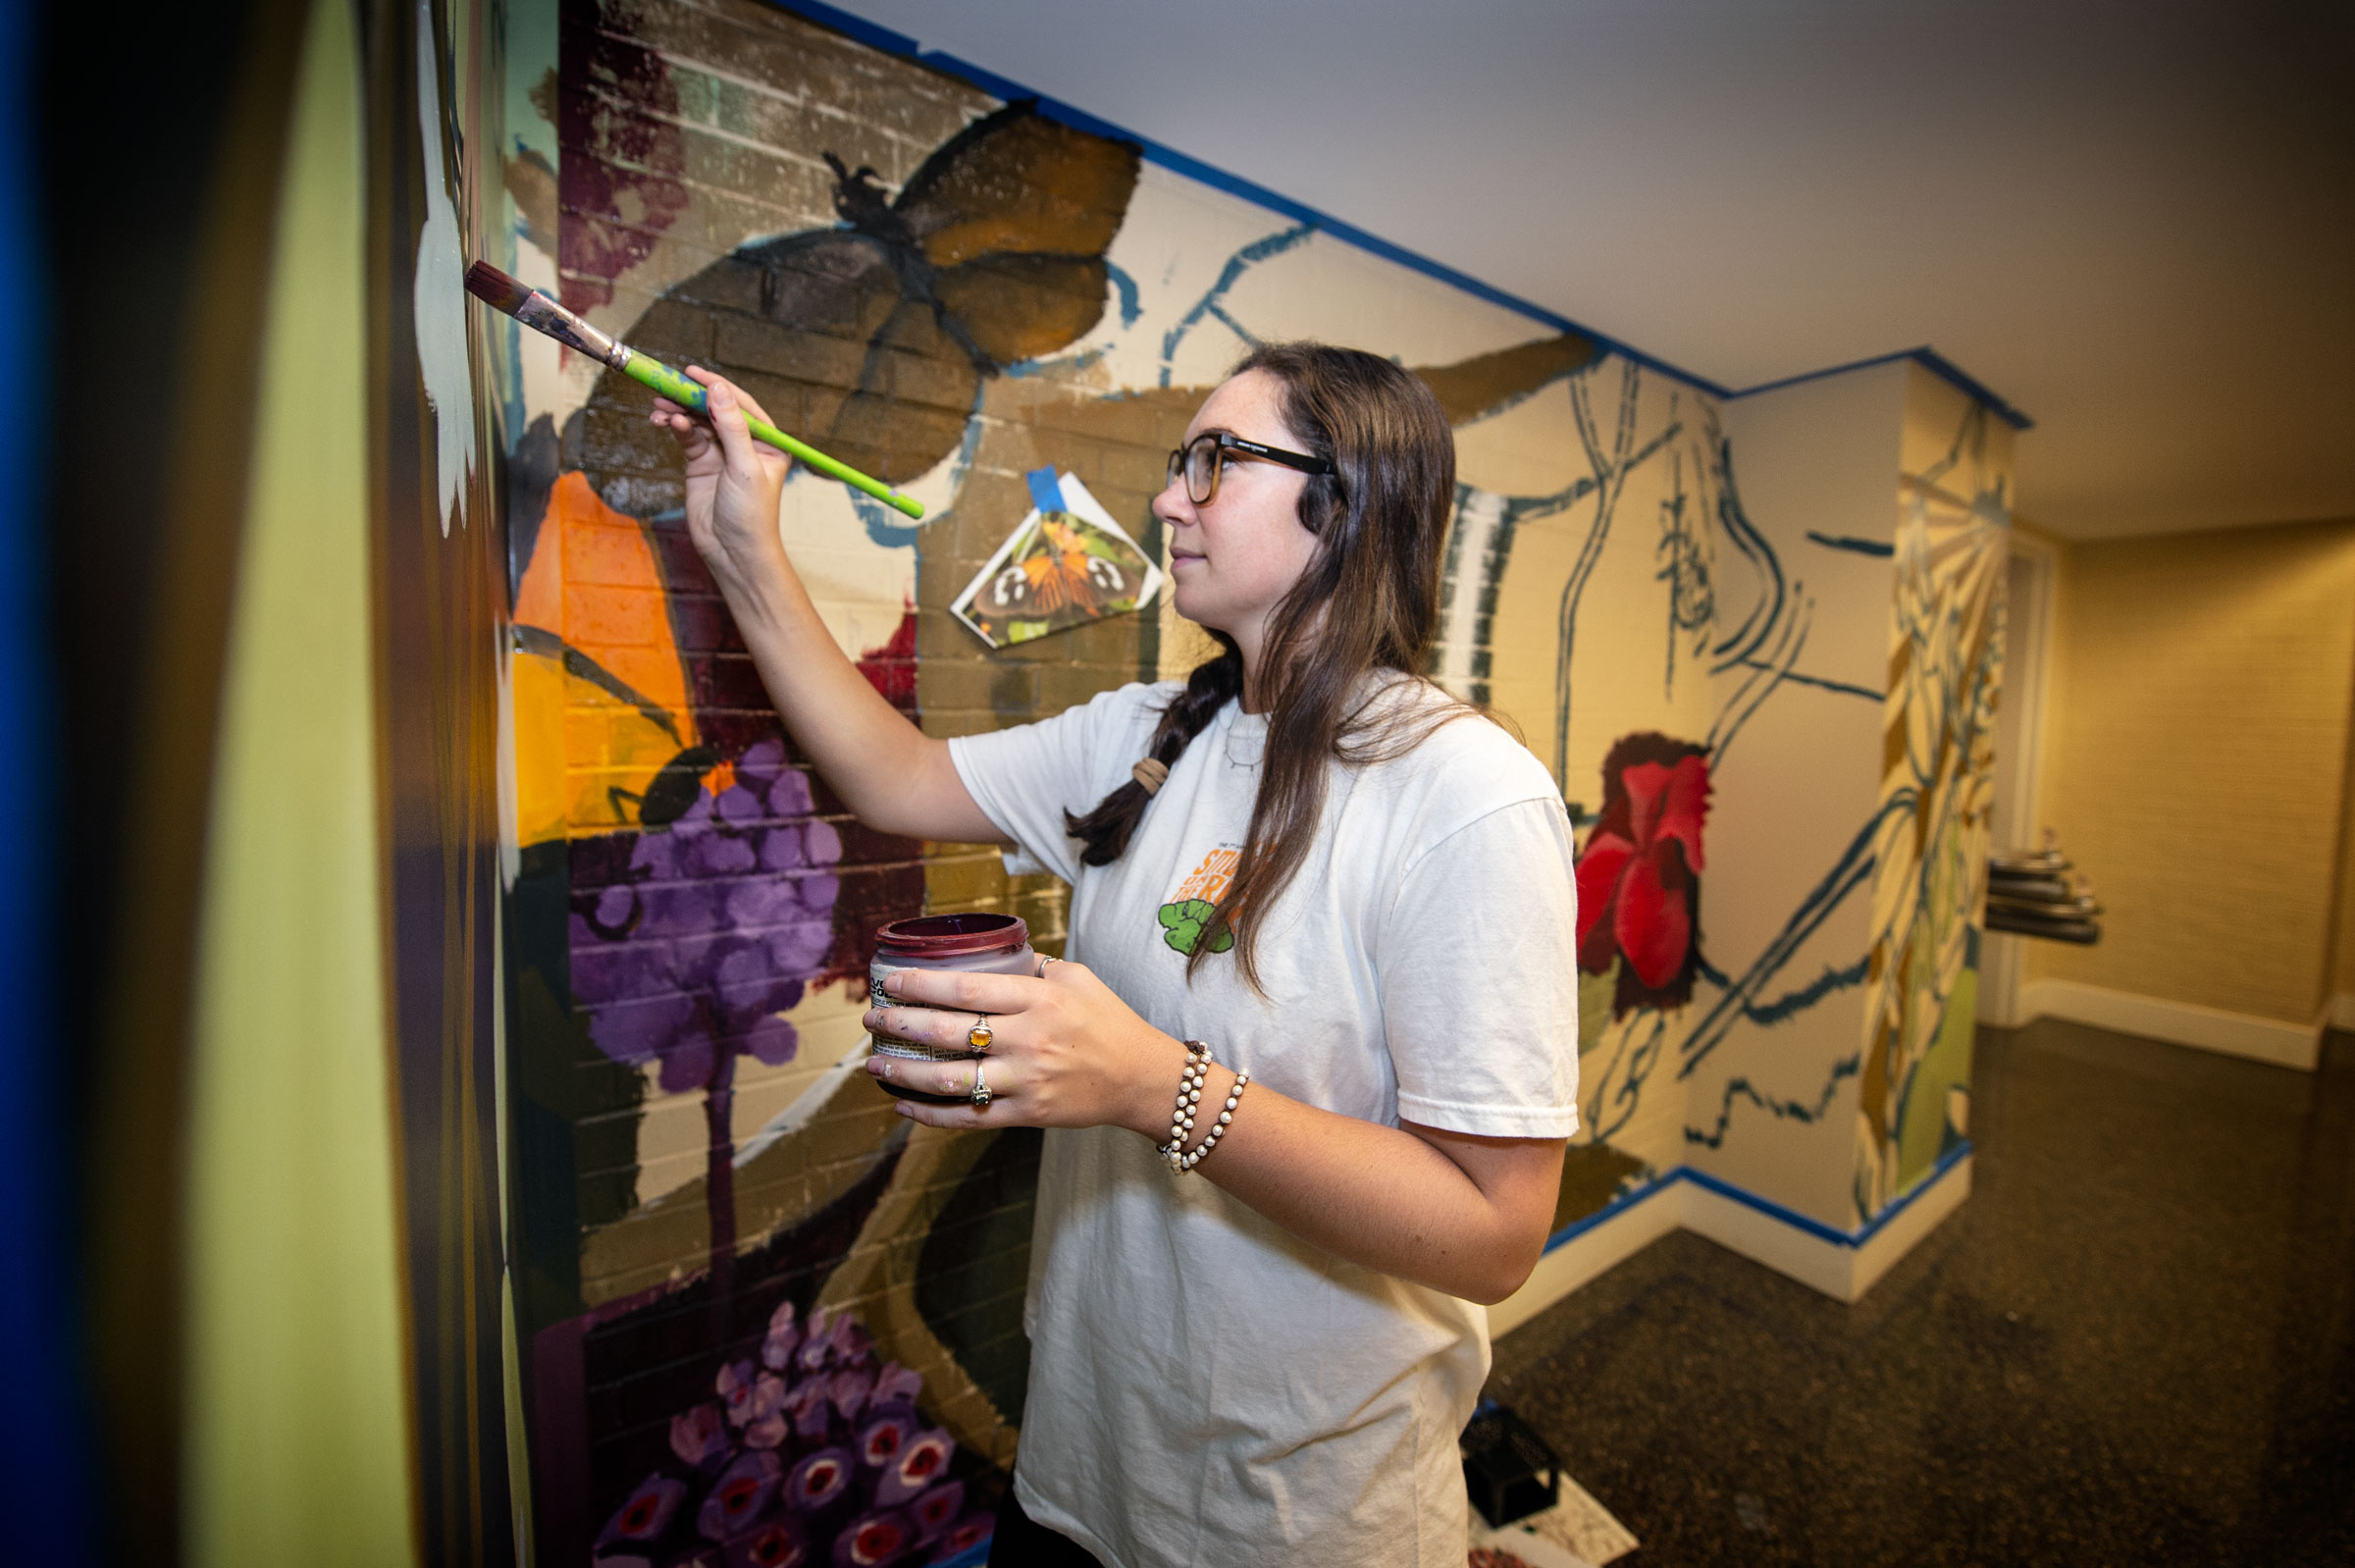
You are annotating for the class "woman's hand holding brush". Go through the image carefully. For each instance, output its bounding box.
[651,367,796,605]
[646,368,1013,849]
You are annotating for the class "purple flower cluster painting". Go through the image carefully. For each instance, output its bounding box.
[571,738,841,1085]
[595,1301,994,1567]
[570,737,849,1290]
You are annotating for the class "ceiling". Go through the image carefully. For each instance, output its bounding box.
[812,0,2353,540]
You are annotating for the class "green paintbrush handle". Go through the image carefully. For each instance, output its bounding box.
[621,351,925,520]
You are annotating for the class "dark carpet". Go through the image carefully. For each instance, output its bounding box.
[1486,1019,2355,1566]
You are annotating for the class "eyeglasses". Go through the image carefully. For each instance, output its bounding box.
[1165,432,1336,504]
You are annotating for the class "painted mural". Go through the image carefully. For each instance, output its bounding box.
[1857,387,2011,1215]
[488,0,2012,1556]
[387,2,514,1558]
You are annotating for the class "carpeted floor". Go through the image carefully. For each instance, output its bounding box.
[1486,1019,2355,1566]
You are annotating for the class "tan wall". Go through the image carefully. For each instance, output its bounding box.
[2028,518,2355,1022]
[2336,678,2355,1013]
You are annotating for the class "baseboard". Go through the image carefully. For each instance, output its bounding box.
[2018,979,2323,1071]
[1489,1151,1974,1333]
[2331,992,2355,1032]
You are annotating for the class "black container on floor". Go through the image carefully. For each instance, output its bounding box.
[1461,1402,1560,1528]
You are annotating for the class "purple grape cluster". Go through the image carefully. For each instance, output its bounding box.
[594,1300,994,1567]
[571,739,845,1092]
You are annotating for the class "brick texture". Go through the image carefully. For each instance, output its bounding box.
[513,0,1164,1550]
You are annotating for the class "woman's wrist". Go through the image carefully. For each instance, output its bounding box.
[1121,1028,1198,1142]
[704,535,799,639]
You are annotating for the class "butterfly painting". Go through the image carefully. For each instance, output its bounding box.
[951,470,1161,648]
[579,101,1143,489]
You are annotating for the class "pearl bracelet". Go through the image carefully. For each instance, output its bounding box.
[1157,1039,1249,1175]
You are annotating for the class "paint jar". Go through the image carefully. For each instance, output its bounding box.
[867,914,1035,1105]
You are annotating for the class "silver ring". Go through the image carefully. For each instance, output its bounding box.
[969,1060,992,1111]
[1036,955,1060,976]
[968,1014,993,1053]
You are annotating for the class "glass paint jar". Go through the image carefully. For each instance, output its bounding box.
[867,914,1035,1104]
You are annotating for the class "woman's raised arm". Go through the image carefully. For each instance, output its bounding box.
[654,369,1008,847]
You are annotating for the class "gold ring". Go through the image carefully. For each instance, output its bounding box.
[968,1014,993,1052]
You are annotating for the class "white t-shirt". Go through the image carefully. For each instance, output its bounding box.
[948,676,1580,1568]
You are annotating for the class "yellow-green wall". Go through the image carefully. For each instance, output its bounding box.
[181,1,419,1560]
[2025,517,2355,1025]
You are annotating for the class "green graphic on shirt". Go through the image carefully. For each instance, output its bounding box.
[1157,898,1233,957]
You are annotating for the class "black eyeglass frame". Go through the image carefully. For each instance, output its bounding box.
[1166,432,1337,504]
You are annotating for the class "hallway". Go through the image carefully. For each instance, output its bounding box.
[1488,1019,2355,1565]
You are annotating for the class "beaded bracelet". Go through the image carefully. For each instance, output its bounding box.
[1157,1039,1249,1175]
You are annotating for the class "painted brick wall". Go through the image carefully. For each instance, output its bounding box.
[507,2,1176,1557]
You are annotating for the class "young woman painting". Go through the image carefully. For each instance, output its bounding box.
[654,342,1580,1568]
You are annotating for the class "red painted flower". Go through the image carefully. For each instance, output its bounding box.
[835,1509,916,1567]
[699,1450,783,1541]
[858,1407,915,1469]
[929,1512,994,1562]
[910,1480,965,1541]
[1576,733,1709,1018]
[598,1473,687,1547]
[874,1428,952,1508]
[730,1517,809,1568]
[785,1447,854,1514]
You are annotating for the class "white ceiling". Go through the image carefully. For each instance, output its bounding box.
[812,0,2353,540]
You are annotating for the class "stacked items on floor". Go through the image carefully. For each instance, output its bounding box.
[1462,1404,1637,1567]
[1984,831,2102,945]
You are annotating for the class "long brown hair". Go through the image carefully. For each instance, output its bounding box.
[1065,342,1460,988]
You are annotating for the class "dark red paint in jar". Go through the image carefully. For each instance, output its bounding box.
[867,914,1034,1105]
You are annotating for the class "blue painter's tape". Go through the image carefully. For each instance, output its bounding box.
[1538,1168,1680,1254]
[753,0,919,57]
[1540,1139,1974,1257]
[748,4,2032,443]
[1732,348,2033,430]
[1680,1164,1857,1247]
[749,1,1710,395]
[1025,466,1064,515]
[1909,348,2034,431]
[1851,1139,1974,1246]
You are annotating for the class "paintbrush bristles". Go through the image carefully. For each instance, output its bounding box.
[463,260,536,317]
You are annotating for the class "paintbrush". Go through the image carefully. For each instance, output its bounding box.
[463,261,924,519]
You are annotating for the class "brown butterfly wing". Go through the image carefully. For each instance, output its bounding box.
[932,254,1117,365]
[577,105,1137,499]
[579,230,979,491]
[896,103,1140,270]
[824,293,978,484]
